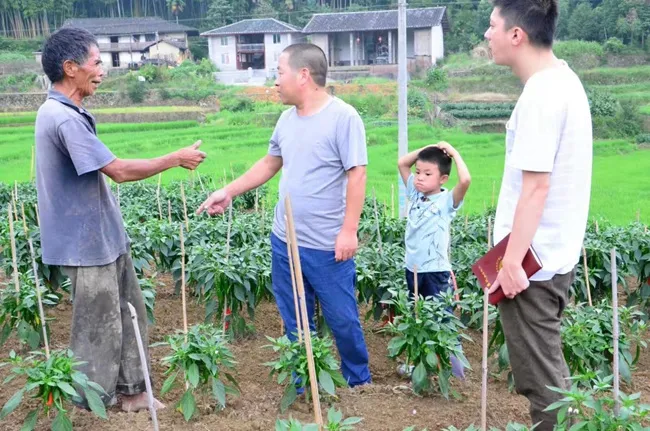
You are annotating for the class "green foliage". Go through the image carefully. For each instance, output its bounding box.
[154,324,239,421]
[276,407,363,431]
[637,134,650,145]
[546,374,650,430]
[592,100,643,139]
[0,271,60,349]
[587,88,618,117]
[219,96,254,112]
[138,274,159,324]
[0,72,38,93]
[382,288,471,398]
[264,335,347,412]
[554,40,604,70]
[0,349,107,429]
[603,37,625,54]
[138,65,167,83]
[340,93,396,119]
[126,78,148,103]
[442,102,515,120]
[425,67,448,91]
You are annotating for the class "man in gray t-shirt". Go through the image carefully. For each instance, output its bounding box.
[36,28,205,412]
[198,43,371,387]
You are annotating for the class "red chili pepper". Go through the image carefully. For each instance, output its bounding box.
[225,308,231,330]
[46,392,53,407]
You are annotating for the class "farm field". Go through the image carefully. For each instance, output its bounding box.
[0,117,648,225]
[0,182,649,430]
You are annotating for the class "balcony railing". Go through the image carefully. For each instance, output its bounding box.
[237,43,265,52]
[98,40,186,52]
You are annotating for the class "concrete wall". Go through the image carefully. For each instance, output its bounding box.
[310,34,329,65]
[432,25,444,61]
[414,29,431,56]
[119,51,138,66]
[149,42,181,62]
[208,36,237,71]
[264,33,294,70]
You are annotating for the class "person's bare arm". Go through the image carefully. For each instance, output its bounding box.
[335,166,367,261]
[436,142,471,208]
[197,155,283,215]
[101,140,205,183]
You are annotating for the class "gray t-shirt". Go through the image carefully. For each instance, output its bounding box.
[35,90,128,267]
[269,97,368,250]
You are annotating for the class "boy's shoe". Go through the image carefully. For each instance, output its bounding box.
[396,364,414,378]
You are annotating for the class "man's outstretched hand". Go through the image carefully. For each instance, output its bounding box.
[196,189,232,216]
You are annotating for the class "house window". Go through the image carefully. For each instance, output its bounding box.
[274,52,280,61]
[221,53,229,64]
[133,34,141,43]
[221,37,228,46]
[145,33,156,42]
[111,52,120,68]
[273,34,281,44]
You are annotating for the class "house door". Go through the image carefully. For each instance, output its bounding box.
[112,52,120,68]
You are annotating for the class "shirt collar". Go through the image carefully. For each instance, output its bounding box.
[419,188,447,202]
[47,89,90,115]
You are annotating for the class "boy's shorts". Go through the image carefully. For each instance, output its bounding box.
[405,269,453,313]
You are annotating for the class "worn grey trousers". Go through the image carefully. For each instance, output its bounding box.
[62,250,150,406]
[498,269,576,431]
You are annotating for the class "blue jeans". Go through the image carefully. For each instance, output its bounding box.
[271,233,371,387]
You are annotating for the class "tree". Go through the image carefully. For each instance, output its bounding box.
[167,0,185,24]
[568,1,601,41]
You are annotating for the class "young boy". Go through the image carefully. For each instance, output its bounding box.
[397,142,471,379]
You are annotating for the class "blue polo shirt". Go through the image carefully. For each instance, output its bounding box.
[404,174,462,273]
[35,89,129,266]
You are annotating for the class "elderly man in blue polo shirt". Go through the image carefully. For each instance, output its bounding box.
[35,27,206,412]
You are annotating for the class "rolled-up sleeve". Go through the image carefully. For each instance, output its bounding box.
[57,117,115,176]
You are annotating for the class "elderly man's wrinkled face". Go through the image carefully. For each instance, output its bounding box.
[71,45,104,98]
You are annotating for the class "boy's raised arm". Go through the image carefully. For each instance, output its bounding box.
[436,142,471,208]
[398,146,433,185]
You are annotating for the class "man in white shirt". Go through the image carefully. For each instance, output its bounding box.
[484,1,592,429]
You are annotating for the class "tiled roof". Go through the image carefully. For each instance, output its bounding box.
[303,7,447,33]
[201,18,302,36]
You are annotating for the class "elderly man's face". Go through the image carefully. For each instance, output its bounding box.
[72,45,104,98]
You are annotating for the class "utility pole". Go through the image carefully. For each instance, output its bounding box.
[398,0,408,218]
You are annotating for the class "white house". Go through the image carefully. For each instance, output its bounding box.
[62,17,198,68]
[302,7,448,68]
[201,18,304,72]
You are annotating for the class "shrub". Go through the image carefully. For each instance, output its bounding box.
[425,67,448,91]
[586,88,618,118]
[126,79,148,103]
[138,64,167,83]
[554,40,604,69]
[636,134,650,145]
[220,96,254,112]
[603,37,625,54]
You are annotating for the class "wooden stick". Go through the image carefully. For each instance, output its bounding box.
[481,286,489,431]
[413,265,418,318]
[34,204,40,228]
[126,303,159,431]
[27,238,49,359]
[491,180,496,208]
[196,170,207,196]
[8,204,19,295]
[167,200,172,224]
[582,247,592,307]
[180,182,189,231]
[595,220,600,234]
[391,183,395,218]
[12,187,18,222]
[611,248,620,417]
[372,188,383,253]
[285,216,302,343]
[255,188,259,213]
[465,214,469,229]
[285,196,323,428]
[179,226,188,338]
[487,216,492,248]
[30,145,35,182]
[156,174,163,220]
[222,204,234,333]
[20,203,28,236]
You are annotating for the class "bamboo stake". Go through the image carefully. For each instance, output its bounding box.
[487,216,492,248]
[611,248,620,417]
[126,303,159,431]
[196,170,207,196]
[8,203,19,295]
[480,285,489,431]
[30,145,35,182]
[372,188,383,253]
[582,247,593,306]
[20,203,28,235]
[179,226,188,338]
[391,183,395,218]
[285,196,323,428]
[12,184,18,222]
[285,215,302,343]
[34,204,40,228]
[255,188,259,213]
[180,182,189,231]
[413,265,419,318]
[222,204,233,333]
[465,214,469,229]
[595,220,600,234]
[156,174,163,220]
[27,238,49,358]
[168,200,172,224]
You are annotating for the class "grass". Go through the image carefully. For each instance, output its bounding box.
[640,105,650,115]
[1,118,648,225]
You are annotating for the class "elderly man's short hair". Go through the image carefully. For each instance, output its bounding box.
[42,27,98,83]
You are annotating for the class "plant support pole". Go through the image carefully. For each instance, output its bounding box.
[285,196,323,428]
[27,238,49,359]
[181,182,189,231]
[582,247,592,306]
[157,173,163,220]
[372,188,383,253]
[284,215,302,343]
[126,302,159,431]
[179,226,188,338]
[611,248,620,416]
[8,203,19,295]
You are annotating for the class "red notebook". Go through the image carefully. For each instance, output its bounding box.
[471,233,543,305]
